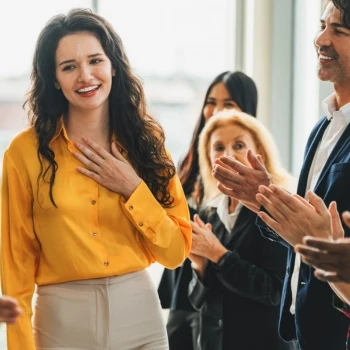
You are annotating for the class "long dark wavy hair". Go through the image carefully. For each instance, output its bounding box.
[25,8,176,207]
[332,0,350,28]
[178,71,258,207]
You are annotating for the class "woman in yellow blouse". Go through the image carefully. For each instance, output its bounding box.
[1,8,191,350]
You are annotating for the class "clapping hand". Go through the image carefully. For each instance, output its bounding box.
[191,215,227,264]
[256,187,333,247]
[212,150,271,213]
[295,209,350,283]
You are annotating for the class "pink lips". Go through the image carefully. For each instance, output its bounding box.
[76,85,100,98]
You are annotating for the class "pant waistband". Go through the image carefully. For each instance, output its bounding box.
[40,269,147,287]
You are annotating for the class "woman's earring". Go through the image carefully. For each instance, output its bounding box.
[54,82,60,89]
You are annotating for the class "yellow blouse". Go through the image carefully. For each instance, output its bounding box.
[1,122,191,350]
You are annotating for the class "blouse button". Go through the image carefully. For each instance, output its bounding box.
[129,205,134,210]
[91,200,96,205]
[104,261,109,266]
[92,232,97,237]
[139,222,144,227]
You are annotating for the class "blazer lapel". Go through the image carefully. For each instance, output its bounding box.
[210,211,228,243]
[314,122,350,192]
[297,118,331,197]
[225,206,255,246]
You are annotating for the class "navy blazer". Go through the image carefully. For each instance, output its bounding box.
[259,117,350,350]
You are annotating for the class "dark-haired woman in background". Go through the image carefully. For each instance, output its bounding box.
[1,8,191,350]
[179,71,258,211]
[158,71,258,350]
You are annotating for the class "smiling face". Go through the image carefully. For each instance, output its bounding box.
[203,82,241,121]
[314,2,350,86]
[55,32,115,114]
[209,122,259,168]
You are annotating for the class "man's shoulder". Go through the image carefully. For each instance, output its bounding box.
[304,116,328,147]
[311,116,328,133]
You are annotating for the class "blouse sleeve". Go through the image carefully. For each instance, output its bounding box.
[1,151,39,350]
[122,175,191,269]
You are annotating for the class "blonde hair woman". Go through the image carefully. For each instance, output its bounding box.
[188,110,297,350]
[199,110,294,204]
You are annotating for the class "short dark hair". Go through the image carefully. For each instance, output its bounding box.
[332,0,350,29]
[26,8,175,207]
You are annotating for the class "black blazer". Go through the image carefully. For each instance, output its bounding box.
[259,117,350,350]
[188,206,295,350]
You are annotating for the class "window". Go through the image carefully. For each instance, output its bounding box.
[99,0,234,165]
[0,0,93,164]
[292,0,326,175]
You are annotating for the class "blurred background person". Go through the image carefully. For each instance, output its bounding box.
[158,71,258,350]
[178,71,258,212]
[0,296,21,324]
[188,110,297,350]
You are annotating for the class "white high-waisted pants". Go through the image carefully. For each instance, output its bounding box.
[33,270,169,350]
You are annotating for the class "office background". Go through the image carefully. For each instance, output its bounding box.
[0,0,330,348]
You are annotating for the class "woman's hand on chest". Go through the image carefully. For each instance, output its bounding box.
[73,137,141,199]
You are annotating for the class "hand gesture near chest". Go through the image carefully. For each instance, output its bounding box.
[73,137,141,200]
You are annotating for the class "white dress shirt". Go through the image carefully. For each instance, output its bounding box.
[205,195,242,234]
[290,93,350,314]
